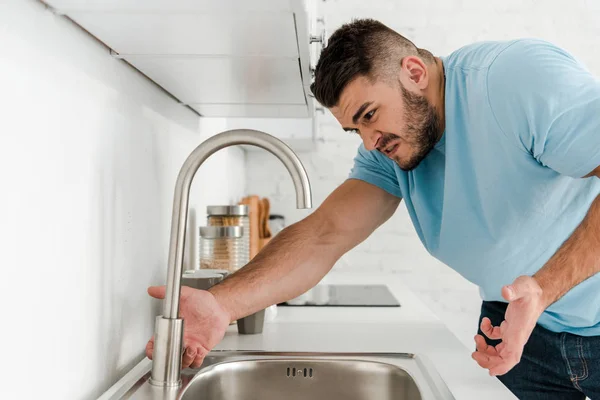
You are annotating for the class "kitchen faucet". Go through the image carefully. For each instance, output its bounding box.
[150,129,313,387]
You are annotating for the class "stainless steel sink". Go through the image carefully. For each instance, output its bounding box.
[99,352,455,400]
[182,358,421,400]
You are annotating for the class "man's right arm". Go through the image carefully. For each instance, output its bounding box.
[209,178,401,321]
[146,179,400,367]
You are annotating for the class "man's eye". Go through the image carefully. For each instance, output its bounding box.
[348,129,360,135]
[364,110,376,121]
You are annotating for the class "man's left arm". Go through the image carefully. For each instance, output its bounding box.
[473,39,600,376]
[533,166,600,308]
[474,179,600,377]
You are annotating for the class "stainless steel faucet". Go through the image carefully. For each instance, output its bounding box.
[150,129,312,387]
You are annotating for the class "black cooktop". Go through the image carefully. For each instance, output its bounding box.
[278,284,400,307]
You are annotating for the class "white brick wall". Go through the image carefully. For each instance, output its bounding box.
[246,0,600,347]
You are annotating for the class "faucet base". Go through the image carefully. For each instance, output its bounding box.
[150,316,184,387]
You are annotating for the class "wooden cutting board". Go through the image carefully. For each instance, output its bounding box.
[262,198,271,239]
[239,195,260,260]
[258,197,272,250]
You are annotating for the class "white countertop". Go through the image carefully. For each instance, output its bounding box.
[214,272,516,400]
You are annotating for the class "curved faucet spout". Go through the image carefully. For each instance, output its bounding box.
[165,129,312,318]
[151,129,312,387]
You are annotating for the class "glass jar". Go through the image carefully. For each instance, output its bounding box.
[206,205,250,267]
[199,226,246,272]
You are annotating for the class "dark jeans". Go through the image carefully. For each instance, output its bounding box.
[479,301,600,400]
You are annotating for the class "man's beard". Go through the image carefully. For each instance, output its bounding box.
[379,85,441,171]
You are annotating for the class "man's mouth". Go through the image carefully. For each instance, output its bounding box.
[383,142,399,156]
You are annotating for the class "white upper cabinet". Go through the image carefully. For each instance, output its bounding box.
[63,13,300,56]
[44,0,293,12]
[126,56,306,104]
[44,0,316,118]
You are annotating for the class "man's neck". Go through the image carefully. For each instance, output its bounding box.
[427,57,446,141]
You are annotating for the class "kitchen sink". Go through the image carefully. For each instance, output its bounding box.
[181,358,421,400]
[99,352,455,400]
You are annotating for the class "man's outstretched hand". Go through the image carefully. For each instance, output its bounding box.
[146,286,231,369]
[472,276,546,376]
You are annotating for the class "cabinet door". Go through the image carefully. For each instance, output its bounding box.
[45,0,293,13]
[126,56,306,105]
[45,0,313,118]
[66,12,299,57]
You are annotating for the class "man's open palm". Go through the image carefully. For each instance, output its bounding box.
[472,276,545,376]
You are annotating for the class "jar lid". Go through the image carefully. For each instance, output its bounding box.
[183,269,228,279]
[207,205,249,216]
[199,226,243,238]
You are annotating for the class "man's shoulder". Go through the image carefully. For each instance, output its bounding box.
[354,143,397,170]
[443,39,542,71]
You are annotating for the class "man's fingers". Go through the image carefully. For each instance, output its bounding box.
[148,286,166,299]
[481,317,503,340]
[474,334,498,356]
[472,351,503,369]
[496,342,506,353]
[501,285,516,302]
[190,356,205,369]
[145,340,154,360]
[474,334,487,351]
[472,351,490,367]
[472,350,505,368]
[473,335,521,376]
[474,352,517,377]
[182,347,197,369]
[502,278,531,302]
[473,335,506,370]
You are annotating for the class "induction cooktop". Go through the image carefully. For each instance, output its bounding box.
[278,284,400,307]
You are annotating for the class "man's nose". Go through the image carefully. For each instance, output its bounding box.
[362,128,382,151]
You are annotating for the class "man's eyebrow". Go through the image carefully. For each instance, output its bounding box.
[352,102,373,124]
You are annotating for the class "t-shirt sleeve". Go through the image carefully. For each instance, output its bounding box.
[487,39,600,178]
[348,144,402,198]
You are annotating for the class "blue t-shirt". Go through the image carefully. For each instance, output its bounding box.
[349,39,600,336]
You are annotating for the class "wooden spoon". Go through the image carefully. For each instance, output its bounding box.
[262,198,271,238]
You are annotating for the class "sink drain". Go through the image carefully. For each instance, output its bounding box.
[286,367,313,378]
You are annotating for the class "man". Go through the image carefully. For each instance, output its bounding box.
[146,19,600,398]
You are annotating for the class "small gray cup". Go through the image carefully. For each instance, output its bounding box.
[181,269,227,290]
[237,309,266,334]
[183,270,265,334]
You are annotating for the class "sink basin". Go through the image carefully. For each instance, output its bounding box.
[99,352,455,400]
[181,358,421,400]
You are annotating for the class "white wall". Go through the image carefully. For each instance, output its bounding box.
[0,1,245,399]
[246,0,600,348]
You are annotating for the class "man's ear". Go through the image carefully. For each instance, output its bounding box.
[401,56,429,89]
